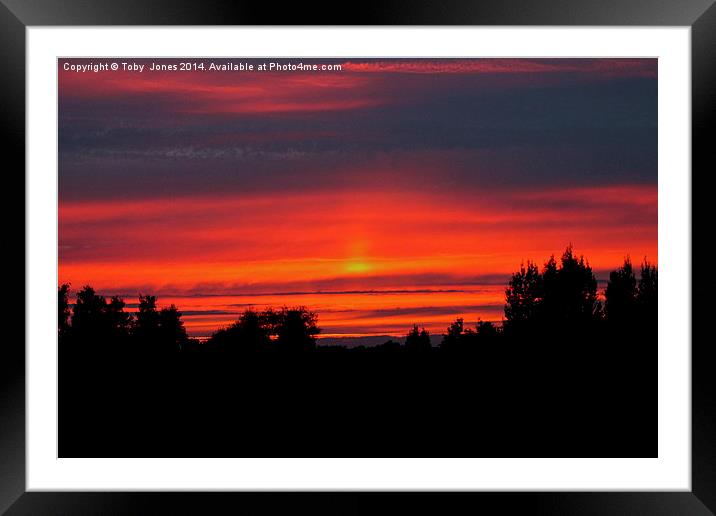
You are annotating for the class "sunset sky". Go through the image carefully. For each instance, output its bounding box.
[58,58,658,339]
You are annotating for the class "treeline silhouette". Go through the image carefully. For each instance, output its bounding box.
[59,245,656,355]
[58,246,657,458]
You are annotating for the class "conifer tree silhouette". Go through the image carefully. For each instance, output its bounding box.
[605,257,637,323]
[405,324,431,351]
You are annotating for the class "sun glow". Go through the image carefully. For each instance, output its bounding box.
[345,259,372,274]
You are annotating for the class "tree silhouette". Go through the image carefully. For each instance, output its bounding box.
[70,285,109,344]
[209,309,272,353]
[505,246,600,332]
[131,295,193,352]
[405,324,431,351]
[107,296,132,341]
[504,261,543,330]
[542,245,600,325]
[65,285,135,353]
[441,317,477,351]
[441,317,465,349]
[605,257,637,323]
[476,319,499,341]
[637,258,658,324]
[58,283,71,338]
[273,307,320,352]
[207,306,320,353]
[133,295,160,344]
[158,305,189,352]
[57,247,655,360]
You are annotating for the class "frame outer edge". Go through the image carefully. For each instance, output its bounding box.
[0,1,27,515]
[692,1,716,513]
[5,0,715,513]
[1,0,716,26]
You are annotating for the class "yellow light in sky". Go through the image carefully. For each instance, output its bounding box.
[345,259,372,274]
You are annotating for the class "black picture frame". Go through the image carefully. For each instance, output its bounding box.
[3,1,714,513]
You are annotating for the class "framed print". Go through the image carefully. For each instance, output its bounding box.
[4,0,715,514]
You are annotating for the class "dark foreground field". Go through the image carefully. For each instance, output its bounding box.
[59,332,656,458]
